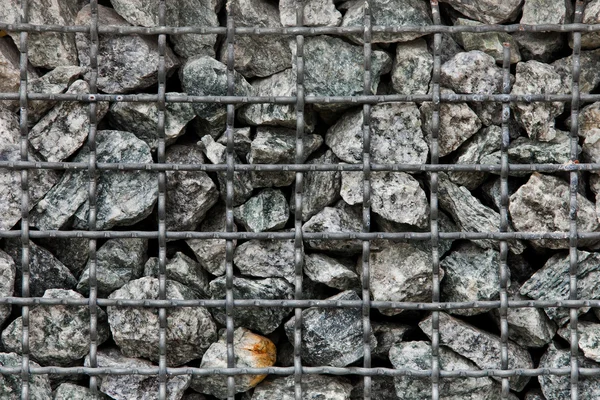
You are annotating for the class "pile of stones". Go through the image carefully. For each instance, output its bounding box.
[1,0,600,399]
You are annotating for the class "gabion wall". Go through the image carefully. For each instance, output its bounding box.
[1,0,600,399]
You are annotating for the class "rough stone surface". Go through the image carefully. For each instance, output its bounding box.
[558,321,600,362]
[341,170,429,229]
[304,253,359,290]
[502,134,573,166]
[326,102,428,165]
[0,250,15,327]
[579,0,600,50]
[553,49,600,94]
[76,5,179,93]
[302,205,363,254]
[371,322,410,360]
[251,375,353,400]
[86,348,191,400]
[439,0,522,24]
[0,37,38,111]
[509,173,599,249]
[350,376,398,400]
[391,39,433,95]
[209,276,294,335]
[53,383,110,400]
[247,127,322,187]
[234,189,289,232]
[284,290,376,367]
[1,289,110,366]
[480,177,523,213]
[520,250,600,325]
[190,328,276,398]
[525,390,546,400]
[0,352,51,400]
[233,239,295,283]
[419,312,533,391]
[27,66,83,125]
[454,18,521,64]
[216,127,253,160]
[144,252,209,298]
[279,0,341,27]
[77,238,148,297]
[107,277,217,366]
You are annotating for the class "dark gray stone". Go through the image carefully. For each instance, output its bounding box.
[233,238,295,283]
[234,188,289,232]
[0,352,51,400]
[279,0,341,27]
[251,375,353,400]
[302,205,363,254]
[553,49,600,94]
[372,322,410,360]
[0,250,15,328]
[439,0,522,24]
[480,177,522,212]
[53,383,110,400]
[304,253,359,290]
[558,321,600,362]
[144,252,210,298]
[525,389,546,400]
[454,18,521,64]
[391,38,433,95]
[216,127,252,160]
[350,376,398,400]
[0,37,38,111]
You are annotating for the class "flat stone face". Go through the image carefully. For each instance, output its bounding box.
[233,239,295,283]
[107,277,217,366]
[1,289,110,366]
[279,0,341,27]
[419,312,534,392]
[190,328,276,398]
[558,321,600,362]
[0,352,52,400]
[302,205,364,254]
[85,348,191,400]
[234,188,289,232]
[284,290,376,367]
[304,253,359,290]
[144,252,210,298]
[454,19,521,64]
[0,250,15,328]
[439,0,522,24]
[391,39,433,95]
[53,383,109,400]
[251,375,353,400]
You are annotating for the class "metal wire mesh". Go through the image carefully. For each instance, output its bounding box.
[1,0,600,400]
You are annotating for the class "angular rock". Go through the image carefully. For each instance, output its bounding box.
[430,33,464,65]
[558,321,600,362]
[302,205,363,254]
[284,290,376,367]
[234,188,289,232]
[0,0,78,68]
[511,60,564,141]
[390,341,498,399]
[1,289,110,366]
[144,252,210,298]
[279,0,341,27]
[304,253,359,290]
[4,239,77,298]
[371,322,410,360]
[251,375,353,400]
[480,177,523,213]
[0,352,51,400]
[520,250,600,325]
[76,5,179,93]
[86,347,191,400]
[503,134,572,166]
[579,0,600,50]
[553,49,600,94]
[233,239,295,283]
[419,312,533,391]
[509,173,599,249]
[439,0,522,24]
[341,170,429,229]
[190,328,276,398]
[165,144,219,231]
[247,127,322,187]
[107,277,217,366]
[220,0,292,78]
[514,32,566,63]
[181,56,253,137]
[209,275,294,335]
[0,37,38,111]
[454,18,521,64]
[77,238,148,297]
[326,102,428,165]
[391,38,433,95]
[0,250,15,327]
[216,127,253,160]
[53,383,110,400]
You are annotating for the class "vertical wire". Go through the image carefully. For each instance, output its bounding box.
[293,5,305,400]
[18,0,31,398]
[225,5,237,399]
[499,42,512,400]
[156,0,168,398]
[361,2,372,400]
[86,0,100,393]
[569,2,584,399]
[429,2,441,400]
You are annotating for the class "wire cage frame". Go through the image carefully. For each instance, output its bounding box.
[1,0,600,399]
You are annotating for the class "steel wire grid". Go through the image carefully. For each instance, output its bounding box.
[1,0,600,399]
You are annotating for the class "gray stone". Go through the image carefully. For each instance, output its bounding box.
[350,376,398,400]
[419,312,533,391]
[525,389,546,400]
[53,383,110,400]
[509,173,599,250]
[553,49,600,94]
[0,37,38,111]
[296,35,392,112]
[390,341,498,399]
[77,238,148,297]
[181,56,253,137]
[325,102,428,165]
[500,134,573,167]
[4,239,77,298]
[0,0,78,68]
[85,347,191,400]
[558,321,600,362]
[391,39,433,95]
[430,33,464,65]
[109,0,219,59]
[279,0,341,27]
[234,189,289,232]
[0,352,51,400]
[438,173,526,254]
[144,252,210,298]
[511,60,564,141]
[233,238,295,283]
[579,0,600,50]
[513,32,566,63]
[209,275,294,335]
[284,290,376,367]
[440,0,522,24]
[186,204,236,276]
[441,242,505,316]
[341,170,429,229]
[76,5,179,93]
[371,322,410,360]
[190,328,276,398]
[420,89,482,157]
[520,250,600,325]
[304,253,359,290]
[165,144,219,231]
[341,0,432,44]
[108,94,195,150]
[454,19,521,64]
[1,289,110,366]
[0,250,15,327]
[480,177,522,212]
[107,277,217,366]
[216,127,252,160]
[302,205,363,254]
[247,127,322,188]
[220,0,291,78]
[252,375,353,400]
